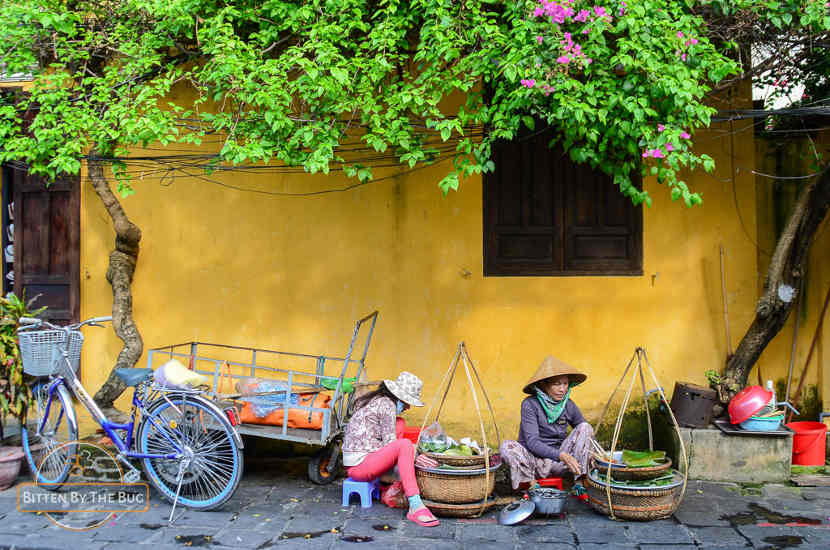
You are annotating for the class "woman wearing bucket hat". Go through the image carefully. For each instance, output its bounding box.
[498,356,594,490]
[342,371,440,527]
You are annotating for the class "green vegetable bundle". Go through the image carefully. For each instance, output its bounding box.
[621,450,666,468]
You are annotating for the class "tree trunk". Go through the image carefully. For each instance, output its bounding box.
[87,153,144,410]
[716,167,830,404]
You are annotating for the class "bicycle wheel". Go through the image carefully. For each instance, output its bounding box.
[21,381,78,487]
[137,395,242,510]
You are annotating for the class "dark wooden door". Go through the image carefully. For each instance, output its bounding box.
[11,168,80,323]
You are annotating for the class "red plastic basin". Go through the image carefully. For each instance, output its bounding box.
[727,385,773,424]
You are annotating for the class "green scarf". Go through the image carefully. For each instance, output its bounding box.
[535,385,572,424]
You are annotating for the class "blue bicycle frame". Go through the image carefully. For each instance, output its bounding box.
[39,376,181,461]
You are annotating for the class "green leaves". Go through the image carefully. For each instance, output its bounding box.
[0,0,827,208]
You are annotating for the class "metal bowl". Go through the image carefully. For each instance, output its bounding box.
[528,486,568,515]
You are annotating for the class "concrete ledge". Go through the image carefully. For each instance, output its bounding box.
[663,426,792,483]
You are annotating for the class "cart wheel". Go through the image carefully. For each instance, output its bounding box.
[308,445,340,485]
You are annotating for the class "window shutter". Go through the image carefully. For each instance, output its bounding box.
[563,167,642,275]
[12,168,80,323]
[484,127,562,275]
[484,125,642,276]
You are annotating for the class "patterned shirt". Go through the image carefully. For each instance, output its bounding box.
[342,395,397,466]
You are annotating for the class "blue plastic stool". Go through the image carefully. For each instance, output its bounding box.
[342,477,380,508]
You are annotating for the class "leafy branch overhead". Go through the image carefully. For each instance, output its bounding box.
[0,0,828,205]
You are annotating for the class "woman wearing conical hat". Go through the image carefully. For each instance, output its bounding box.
[498,356,594,490]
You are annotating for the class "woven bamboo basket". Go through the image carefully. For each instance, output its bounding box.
[415,462,500,504]
[592,455,673,481]
[592,348,689,520]
[420,451,499,468]
[422,496,509,517]
[585,470,684,521]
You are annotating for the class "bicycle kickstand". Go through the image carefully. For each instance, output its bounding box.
[168,459,190,526]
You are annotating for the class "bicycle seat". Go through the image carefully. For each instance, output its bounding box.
[115,368,154,387]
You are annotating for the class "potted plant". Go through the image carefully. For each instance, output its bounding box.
[0,292,46,489]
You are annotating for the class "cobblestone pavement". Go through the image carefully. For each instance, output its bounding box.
[1,457,829,550]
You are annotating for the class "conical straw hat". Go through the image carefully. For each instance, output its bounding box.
[522,355,588,394]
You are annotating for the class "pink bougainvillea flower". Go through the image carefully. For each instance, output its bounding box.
[690,38,699,45]
[536,35,544,43]
[557,56,571,64]
[520,79,536,88]
[657,124,666,132]
[582,28,590,34]
[594,6,608,17]
[642,151,652,158]
[665,143,675,152]
[677,31,684,38]
[584,57,592,64]
[652,149,665,158]
[574,9,590,21]
[680,131,691,139]
[681,53,687,61]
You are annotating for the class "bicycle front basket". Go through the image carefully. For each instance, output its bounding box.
[18,329,84,377]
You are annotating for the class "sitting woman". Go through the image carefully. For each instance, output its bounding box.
[342,371,440,527]
[499,356,594,490]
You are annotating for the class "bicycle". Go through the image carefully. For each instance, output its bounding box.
[17,316,244,517]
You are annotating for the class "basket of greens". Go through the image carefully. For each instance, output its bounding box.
[591,450,673,481]
[585,469,685,521]
[418,422,498,467]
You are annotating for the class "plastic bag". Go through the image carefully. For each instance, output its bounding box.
[380,481,407,509]
[459,437,482,455]
[154,359,208,389]
[235,376,260,396]
[240,380,300,418]
[418,421,450,453]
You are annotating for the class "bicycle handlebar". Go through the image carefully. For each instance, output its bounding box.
[87,316,113,325]
[17,315,113,332]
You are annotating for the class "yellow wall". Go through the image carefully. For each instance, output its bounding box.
[71,93,783,444]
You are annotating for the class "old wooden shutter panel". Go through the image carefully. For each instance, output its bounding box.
[12,169,80,323]
[564,167,642,275]
[484,124,642,276]
[484,127,561,276]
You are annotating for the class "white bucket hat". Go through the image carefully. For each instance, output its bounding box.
[383,371,424,407]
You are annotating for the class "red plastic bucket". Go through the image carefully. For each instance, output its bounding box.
[786,421,827,466]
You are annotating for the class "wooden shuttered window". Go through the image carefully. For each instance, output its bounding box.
[484,127,642,276]
[10,167,80,323]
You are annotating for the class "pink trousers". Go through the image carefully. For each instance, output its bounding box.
[346,419,419,497]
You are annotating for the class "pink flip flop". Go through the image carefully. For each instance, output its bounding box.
[407,507,440,527]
